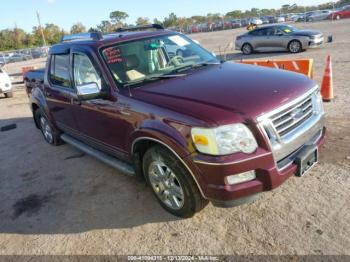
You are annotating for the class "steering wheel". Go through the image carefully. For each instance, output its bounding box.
[167,55,184,66]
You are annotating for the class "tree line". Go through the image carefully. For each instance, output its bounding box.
[0,0,349,51]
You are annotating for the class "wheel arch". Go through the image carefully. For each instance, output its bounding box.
[131,135,207,199]
[288,39,304,51]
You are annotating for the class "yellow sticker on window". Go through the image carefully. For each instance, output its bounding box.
[284,29,291,33]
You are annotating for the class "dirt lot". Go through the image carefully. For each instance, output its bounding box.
[0,19,349,255]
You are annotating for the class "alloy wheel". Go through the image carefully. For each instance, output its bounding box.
[289,41,301,53]
[40,116,53,144]
[148,160,185,210]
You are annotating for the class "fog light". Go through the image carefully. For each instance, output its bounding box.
[226,171,256,185]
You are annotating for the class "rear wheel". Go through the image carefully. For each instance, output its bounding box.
[288,40,302,53]
[242,43,253,55]
[4,92,13,98]
[35,109,62,146]
[143,145,208,218]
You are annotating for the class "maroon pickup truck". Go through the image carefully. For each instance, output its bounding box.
[25,25,326,217]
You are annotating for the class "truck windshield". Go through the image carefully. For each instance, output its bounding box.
[101,34,219,87]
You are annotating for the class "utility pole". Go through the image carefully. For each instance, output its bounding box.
[36,11,47,46]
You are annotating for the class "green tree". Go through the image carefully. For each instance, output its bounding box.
[153,18,163,25]
[226,10,242,18]
[163,13,178,28]
[70,22,86,34]
[97,20,114,33]
[136,17,150,25]
[110,10,129,28]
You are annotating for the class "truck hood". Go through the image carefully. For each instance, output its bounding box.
[131,62,316,125]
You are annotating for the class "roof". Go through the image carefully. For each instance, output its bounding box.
[50,26,175,55]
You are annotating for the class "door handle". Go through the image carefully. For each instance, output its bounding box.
[71,97,81,105]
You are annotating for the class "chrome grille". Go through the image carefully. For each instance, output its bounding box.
[271,95,314,137]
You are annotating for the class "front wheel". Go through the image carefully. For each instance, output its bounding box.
[143,145,208,218]
[288,40,302,53]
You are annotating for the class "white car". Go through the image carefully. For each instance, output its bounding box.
[249,18,263,25]
[277,16,286,23]
[0,68,13,98]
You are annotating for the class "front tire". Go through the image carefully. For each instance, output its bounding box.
[288,40,302,53]
[34,109,62,146]
[242,43,253,55]
[143,145,208,218]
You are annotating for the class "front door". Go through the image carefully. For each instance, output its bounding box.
[70,50,129,160]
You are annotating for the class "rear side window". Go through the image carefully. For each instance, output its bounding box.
[49,54,71,88]
[250,29,266,36]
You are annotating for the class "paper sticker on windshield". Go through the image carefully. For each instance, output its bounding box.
[104,47,123,64]
[168,35,190,47]
[283,29,291,33]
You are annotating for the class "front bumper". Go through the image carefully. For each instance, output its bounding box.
[308,37,324,48]
[186,126,325,206]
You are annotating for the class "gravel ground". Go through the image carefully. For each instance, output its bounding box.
[0,19,349,256]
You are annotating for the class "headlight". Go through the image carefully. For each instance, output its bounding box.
[191,123,258,156]
[313,88,324,115]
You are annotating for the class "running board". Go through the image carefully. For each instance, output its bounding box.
[61,134,135,176]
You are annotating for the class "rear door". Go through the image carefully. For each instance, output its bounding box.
[45,52,79,133]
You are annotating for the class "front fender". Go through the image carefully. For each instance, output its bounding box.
[128,119,194,158]
[128,121,207,198]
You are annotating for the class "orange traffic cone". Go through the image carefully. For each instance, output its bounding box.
[320,55,333,102]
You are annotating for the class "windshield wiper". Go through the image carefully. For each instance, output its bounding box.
[124,73,186,87]
[173,61,221,73]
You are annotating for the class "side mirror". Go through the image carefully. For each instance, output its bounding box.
[76,82,100,100]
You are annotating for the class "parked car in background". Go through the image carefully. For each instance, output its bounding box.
[0,67,13,98]
[24,27,325,217]
[0,54,10,65]
[307,10,333,22]
[330,5,350,20]
[9,53,30,63]
[231,19,242,28]
[235,24,324,54]
[276,16,286,23]
[260,16,270,24]
[248,18,263,25]
[240,19,248,27]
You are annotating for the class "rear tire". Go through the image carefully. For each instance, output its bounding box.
[34,109,63,146]
[142,145,208,218]
[288,40,302,53]
[4,92,13,98]
[242,43,253,55]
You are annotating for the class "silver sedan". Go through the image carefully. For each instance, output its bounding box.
[235,25,324,55]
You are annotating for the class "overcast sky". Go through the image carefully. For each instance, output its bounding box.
[0,0,328,32]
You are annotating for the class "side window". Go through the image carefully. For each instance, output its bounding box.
[250,29,267,36]
[266,28,276,36]
[49,54,71,88]
[73,53,102,90]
